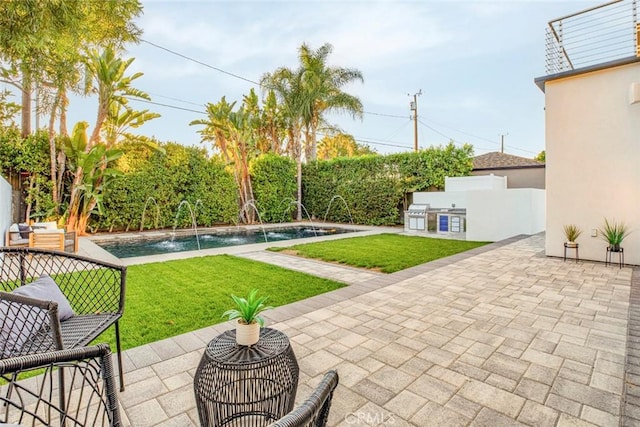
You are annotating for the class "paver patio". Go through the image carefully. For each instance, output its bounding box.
[108,233,635,426]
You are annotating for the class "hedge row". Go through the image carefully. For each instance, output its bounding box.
[0,131,473,230]
[302,143,473,225]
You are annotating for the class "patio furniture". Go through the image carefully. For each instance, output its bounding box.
[0,344,122,426]
[563,242,579,263]
[5,224,31,248]
[194,327,299,426]
[0,247,127,391]
[270,370,339,427]
[606,246,624,268]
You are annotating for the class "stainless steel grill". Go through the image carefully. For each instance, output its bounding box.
[405,204,429,231]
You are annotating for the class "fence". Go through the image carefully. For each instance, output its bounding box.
[546,0,639,74]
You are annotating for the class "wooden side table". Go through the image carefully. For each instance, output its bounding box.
[563,242,579,263]
[194,328,299,426]
[606,246,624,268]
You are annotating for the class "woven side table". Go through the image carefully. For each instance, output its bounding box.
[194,328,299,427]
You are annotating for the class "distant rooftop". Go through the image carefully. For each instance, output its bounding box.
[473,152,544,170]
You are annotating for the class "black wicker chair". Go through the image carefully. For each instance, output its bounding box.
[0,247,126,391]
[0,344,121,426]
[269,371,339,427]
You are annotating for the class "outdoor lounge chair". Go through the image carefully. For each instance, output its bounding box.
[0,247,127,391]
[269,370,339,427]
[0,344,122,426]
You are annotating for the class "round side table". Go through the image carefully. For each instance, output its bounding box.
[194,327,299,426]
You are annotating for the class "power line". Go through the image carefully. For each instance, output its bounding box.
[141,39,261,86]
[141,38,408,120]
[129,98,207,115]
[138,39,537,155]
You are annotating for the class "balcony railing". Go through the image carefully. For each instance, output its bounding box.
[545,0,639,75]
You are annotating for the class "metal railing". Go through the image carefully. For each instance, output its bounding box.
[545,0,639,74]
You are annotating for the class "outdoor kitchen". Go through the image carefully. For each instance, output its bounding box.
[405,175,545,242]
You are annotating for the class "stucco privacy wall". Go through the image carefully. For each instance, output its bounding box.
[545,62,640,264]
[466,189,545,242]
[471,167,545,189]
[412,188,545,242]
[0,175,11,242]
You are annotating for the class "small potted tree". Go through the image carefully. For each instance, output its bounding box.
[222,289,272,346]
[599,218,629,252]
[563,224,582,248]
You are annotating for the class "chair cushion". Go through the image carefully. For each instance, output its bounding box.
[0,299,47,358]
[12,275,75,321]
[18,223,32,239]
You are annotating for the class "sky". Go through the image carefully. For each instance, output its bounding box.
[63,0,603,158]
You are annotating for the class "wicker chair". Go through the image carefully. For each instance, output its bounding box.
[0,247,126,391]
[269,371,339,427]
[0,344,122,426]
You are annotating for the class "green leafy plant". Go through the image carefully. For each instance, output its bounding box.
[222,289,273,326]
[599,218,630,247]
[563,224,582,243]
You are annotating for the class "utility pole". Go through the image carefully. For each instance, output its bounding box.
[409,90,422,152]
[500,133,508,153]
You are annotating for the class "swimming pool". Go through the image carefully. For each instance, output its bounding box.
[95,226,359,258]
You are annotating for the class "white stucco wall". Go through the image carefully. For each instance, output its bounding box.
[445,175,507,192]
[466,189,545,242]
[411,188,545,242]
[0,176,12,244]
[412,191,468,209]
[544,62,640,264]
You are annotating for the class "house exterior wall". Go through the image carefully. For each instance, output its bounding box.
[0,176,12,243]
[471,167,545,189]
[544,62,640,264]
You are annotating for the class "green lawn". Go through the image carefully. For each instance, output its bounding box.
[269,233,489,273]
[97,254,344,350]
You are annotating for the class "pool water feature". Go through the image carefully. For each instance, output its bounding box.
[95,226,358,258]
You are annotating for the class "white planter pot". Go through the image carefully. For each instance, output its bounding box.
[236,320,260,346]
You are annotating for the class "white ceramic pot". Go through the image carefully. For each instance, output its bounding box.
[236,320,260,346]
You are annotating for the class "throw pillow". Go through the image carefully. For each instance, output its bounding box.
[18,224,31,239]
[0,298,47,358]
[12,275,75,321]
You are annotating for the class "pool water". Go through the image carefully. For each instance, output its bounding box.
[96,226,358,258]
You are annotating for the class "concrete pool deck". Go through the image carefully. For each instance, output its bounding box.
[86,231,640,426]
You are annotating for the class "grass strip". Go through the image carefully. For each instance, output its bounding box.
[98,254,344,350]
[269,233,489,273]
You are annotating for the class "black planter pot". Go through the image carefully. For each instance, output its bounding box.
[610,243,621,252]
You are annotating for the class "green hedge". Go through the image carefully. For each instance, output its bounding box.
[93,142,238,232]
[250,154,296,223]
[302,143,473,225]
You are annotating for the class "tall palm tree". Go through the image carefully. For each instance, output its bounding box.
[260,67,307,219]
[261,42,364,219]
[190,92,262,224]
[298,43,363,160]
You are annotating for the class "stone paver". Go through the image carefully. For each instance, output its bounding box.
[74,234,640,425]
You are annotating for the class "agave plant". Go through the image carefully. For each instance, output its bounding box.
[222,289,273,326]
[599,218,630,248]
[563,224,582,243]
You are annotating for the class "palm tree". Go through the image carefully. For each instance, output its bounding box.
[260,67,307,219]
[190,91,262,224]
[261,42,364,219]
[298,43,364,160]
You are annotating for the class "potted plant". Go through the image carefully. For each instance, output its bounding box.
[599,218,629,252]
[222,289,273,346]
[563,224,582,248]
